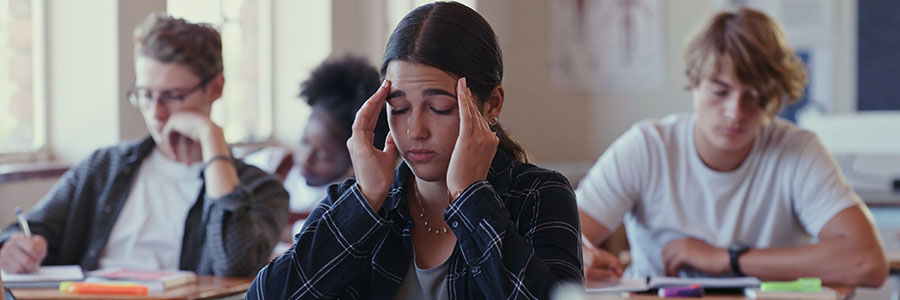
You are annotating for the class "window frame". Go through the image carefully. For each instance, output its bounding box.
[166,0,275,147]
[0,0,49,164]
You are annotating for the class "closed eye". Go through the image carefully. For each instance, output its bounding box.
[431,107,453,115]
[390,107,410,115]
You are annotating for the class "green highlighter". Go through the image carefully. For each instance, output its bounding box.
[760,278,822,292]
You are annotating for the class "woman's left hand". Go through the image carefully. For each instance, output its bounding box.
[446,77,499,199]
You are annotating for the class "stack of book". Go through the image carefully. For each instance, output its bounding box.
[85,268,197,292]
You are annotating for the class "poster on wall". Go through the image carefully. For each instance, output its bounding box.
[549,0,666,92]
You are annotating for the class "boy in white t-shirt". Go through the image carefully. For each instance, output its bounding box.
[577,8,888,287]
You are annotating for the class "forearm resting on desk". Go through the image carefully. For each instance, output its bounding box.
[740,206,888,287]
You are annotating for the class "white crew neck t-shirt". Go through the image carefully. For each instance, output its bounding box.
[99,149,203,271]
[576,112,863,278]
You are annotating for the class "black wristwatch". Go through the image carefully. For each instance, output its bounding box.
[729,245,750,277]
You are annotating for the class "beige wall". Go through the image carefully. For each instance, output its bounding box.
[270,0,331,146]
[3,0,332,212]
[0,178,56,226]
[477,0,857,163]
[3,0,860,210]
[328,0,856,163]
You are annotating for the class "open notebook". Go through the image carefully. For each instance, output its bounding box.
[586,276,762,294]
[2,273,9,300]
[0,265,84,288]
[744,287,838,300]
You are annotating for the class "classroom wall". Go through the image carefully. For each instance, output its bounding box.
[0,178,56,227]
[0,0,331,215]
[327,0,857,165]
[0,0,864,208]
[481,0,858,163]
[46,0,122,163]
[30,0,862,166]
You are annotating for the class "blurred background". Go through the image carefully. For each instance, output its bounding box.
[0,0,898,296]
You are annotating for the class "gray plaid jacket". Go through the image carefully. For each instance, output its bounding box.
[0,136,289,276]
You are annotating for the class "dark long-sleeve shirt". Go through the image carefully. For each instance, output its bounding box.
[0,136,289,276]
[248,149,583,299]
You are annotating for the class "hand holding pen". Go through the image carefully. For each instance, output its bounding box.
[0,207,48,274]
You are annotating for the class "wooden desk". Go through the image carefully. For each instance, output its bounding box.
[587,286,854,300]
[9,276,253,300]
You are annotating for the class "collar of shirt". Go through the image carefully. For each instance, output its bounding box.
[380,148,515,226]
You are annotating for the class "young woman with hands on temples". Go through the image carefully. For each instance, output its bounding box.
[247,2,583,299]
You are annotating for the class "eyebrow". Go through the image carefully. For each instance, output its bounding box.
[386,88,457,101]
[386,91,405,101]
[710,78,732,89]
[422,88,456,98]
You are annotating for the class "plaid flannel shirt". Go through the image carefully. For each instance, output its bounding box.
[248,149,584,299]
[0,136,289,276]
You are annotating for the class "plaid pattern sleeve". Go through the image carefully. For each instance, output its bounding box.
[194,159,291,276]
[247,149,584,299]
[247,179,393,299]
[445,169,583,299]
[0,152,94,263]
[0,137,291,275]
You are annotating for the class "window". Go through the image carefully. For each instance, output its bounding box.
[0,0,45,158]
[386,0,476,39]
[168,0,272,144]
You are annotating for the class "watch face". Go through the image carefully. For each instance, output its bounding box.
[730,245,749,252]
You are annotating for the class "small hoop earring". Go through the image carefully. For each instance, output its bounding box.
[488,116,499,126]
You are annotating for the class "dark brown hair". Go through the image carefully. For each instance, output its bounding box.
[381,1,529,162]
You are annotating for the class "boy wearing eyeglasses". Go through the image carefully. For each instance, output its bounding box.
[0,13,288,276]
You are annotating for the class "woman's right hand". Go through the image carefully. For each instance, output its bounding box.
[347,80,397,211]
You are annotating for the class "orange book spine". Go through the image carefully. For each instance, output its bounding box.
[64,282,149,295]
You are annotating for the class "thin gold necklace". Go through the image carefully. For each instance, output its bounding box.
[412,182,449,234]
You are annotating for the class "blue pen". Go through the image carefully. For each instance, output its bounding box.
[16,207,32,237]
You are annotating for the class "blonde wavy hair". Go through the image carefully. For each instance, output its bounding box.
[684,8,808,118]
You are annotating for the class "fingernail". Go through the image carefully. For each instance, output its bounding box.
[382,80,389,87]
[460,77,467,88]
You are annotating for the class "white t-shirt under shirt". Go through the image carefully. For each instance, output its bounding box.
[99,149,203,271]
[576,112,863,278]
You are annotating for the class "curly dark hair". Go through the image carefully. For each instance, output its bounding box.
[300,56,388,149]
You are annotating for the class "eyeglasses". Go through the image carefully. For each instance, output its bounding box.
[127,73,218,108]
